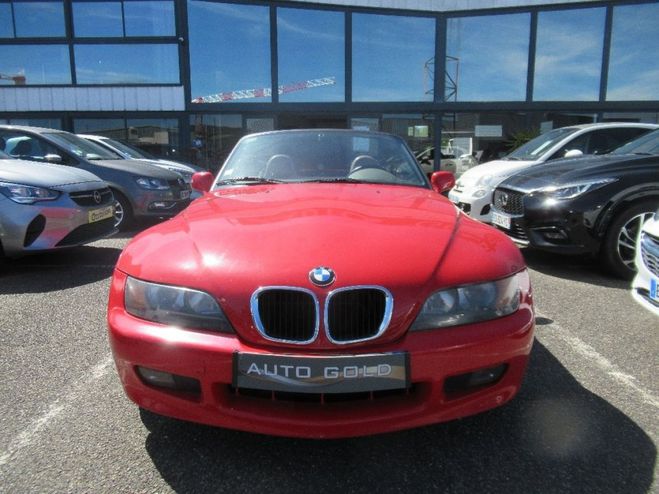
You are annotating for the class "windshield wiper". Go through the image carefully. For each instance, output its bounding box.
[216,176,285,185]
[299,178,364,184]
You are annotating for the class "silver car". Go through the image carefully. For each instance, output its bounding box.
[0,152,117,257]
[0,126,192,230]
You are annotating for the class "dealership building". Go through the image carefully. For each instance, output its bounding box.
[1,0,658,170]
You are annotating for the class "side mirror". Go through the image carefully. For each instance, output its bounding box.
[430,171,455,194]
[44,154,62,164]
[191,171,214,192]
[564,149,583,158]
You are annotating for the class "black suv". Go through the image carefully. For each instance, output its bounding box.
[490,129,659,278]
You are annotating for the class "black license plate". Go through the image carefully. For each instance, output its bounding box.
[233,352,409,394]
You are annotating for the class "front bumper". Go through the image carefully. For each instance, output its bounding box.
[130,187,192,220]
[0,194,117,257]
[448,188,492,222]
[108,271,535,438]
[490,195,603,256]
[631,231,659,315]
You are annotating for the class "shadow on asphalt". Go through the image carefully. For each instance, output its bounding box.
[141,342,655,494]
[0,245,123,293]
[520,248,629,289]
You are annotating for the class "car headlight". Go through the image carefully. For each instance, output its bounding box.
[540,178,617,200]
[0,181,60,204]
[473,189,489,199]
[410,272,523,330]
[475,174,495,187]
[124,276,233,333]
[135,177,171,190]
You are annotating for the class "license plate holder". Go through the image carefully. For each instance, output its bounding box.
[233,352,409,394]
[88,205,114,223]
[492,211,512,230]
[180,190,191,200]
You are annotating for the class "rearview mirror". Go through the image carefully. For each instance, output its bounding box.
[564,149,583,158]
[430,171,455,194]
[44,154,62,164]
[191,171,214,192]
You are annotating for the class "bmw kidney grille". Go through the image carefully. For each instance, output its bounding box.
[251,287,392,344]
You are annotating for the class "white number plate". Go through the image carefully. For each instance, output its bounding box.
[491,211,512,230]
[180,189,191,200]
[448,191,460,203]
[88,205,114,223]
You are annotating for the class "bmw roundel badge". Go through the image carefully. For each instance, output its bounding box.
[309,267,335,287]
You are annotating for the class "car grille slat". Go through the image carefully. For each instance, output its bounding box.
[493,189,524,215]
[254,289,317,343]
[251,286,392,345]
[327,288,388,343]
[69,187,113,207]
[640,232,659,277]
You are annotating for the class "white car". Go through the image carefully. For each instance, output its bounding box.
[632,211,659,316]
[448,122,658,222]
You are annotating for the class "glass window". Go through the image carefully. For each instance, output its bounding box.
[0,130,75,165]
[124,1,175,36]
[73,118,127,139]
[73,2,123,37]
[7,118,62,129]
[442,112,596,166]
[382,114,435,175]
[446,13,530,101]
[353,14,434,102]
[14,1,65,37]
[126,118,179,158]
[277,8,344,103]
[608,3,659,101]
[190,114,243,171]
[246,118,274,134]
[0,45,71,85]
[534,8,605,101]
[0,3,14,37]
[189,1,271,103]
[74,44,179,84]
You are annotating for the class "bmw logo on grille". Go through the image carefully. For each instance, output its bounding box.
[93,190,102,204]
[309,267,335,287]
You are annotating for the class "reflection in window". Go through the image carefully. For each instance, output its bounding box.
[126,118,179,158]
[446,13,530,101]
[534,8,604,101]
[0,3,14,37]
[189,1,271,103]
[277,8,344,103]
[608,3,659,101]
[73,0,175,37]
[5,118,62,129]
[124,1,175,36]
[190,114,243,171]
[73,2,123,37]
[14,1,66,37]
[74,44,179,84]
[353,14,434,102]
[73,119,127,139]
[0,45,71,84]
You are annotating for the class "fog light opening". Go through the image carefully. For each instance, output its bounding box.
[444,364,508,396]
[136,366,201,395]
[538,227,569,242]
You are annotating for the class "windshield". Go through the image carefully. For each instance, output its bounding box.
[506,127,577,160]
[103,138,155,159]
[45,132,119,160]
[611,129,659,156]
[216,131,428,188]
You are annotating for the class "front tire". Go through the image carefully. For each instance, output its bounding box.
[111,189,133,231]
[601,201,657,279]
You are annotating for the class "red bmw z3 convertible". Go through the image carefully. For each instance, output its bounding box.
[108,129,534,438]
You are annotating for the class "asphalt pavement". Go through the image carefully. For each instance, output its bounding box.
[0,230,657,493]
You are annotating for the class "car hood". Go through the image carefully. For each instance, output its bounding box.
[499,154,656,192]
[117,183,523,347]
[139,158,203,173]
[0,158,105,188]
[87,159,182,179]
[456,158,536,188]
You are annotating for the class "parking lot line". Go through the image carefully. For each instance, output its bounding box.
[0,357,114,467]
[535,310,659,412]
